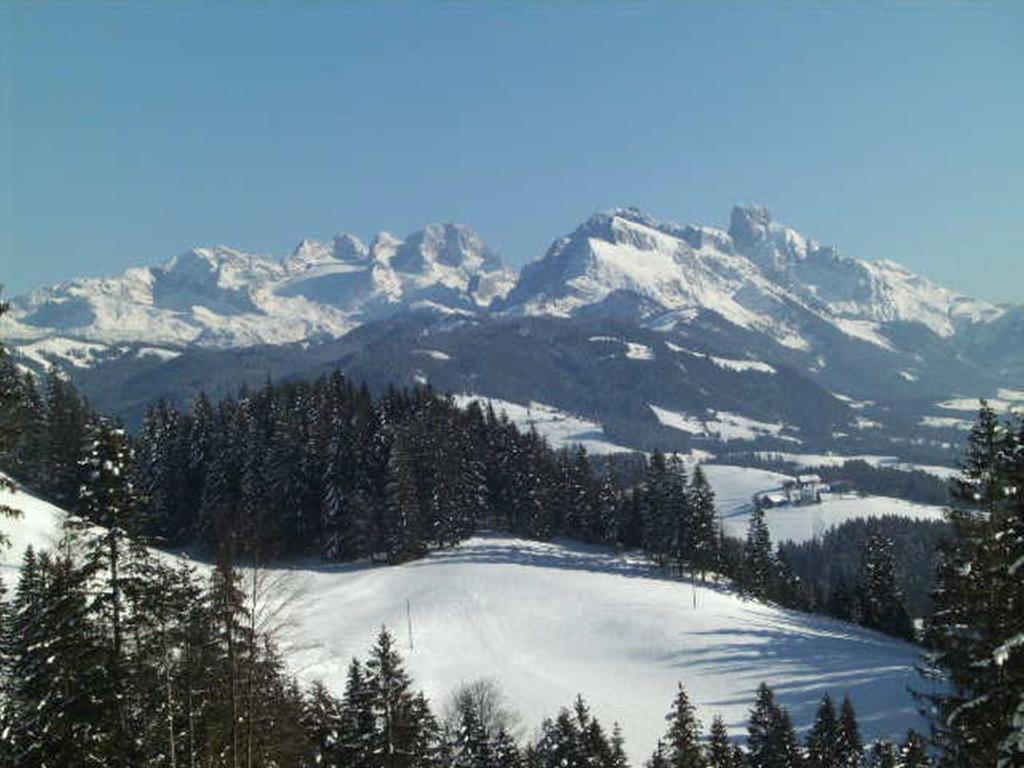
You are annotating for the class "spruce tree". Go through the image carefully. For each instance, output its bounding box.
[597,474,622,545]
[365,626,427,768]
[322,413,356,561]
[665,453,692,576]
[867,740,898,768]
[41,368,89,506]
[0,573,12,767]
[648,739,671,768]
[706,715,736,768]
[837,695,863,768]
[385,429,427,562]
[10,545,108,766]
[899,730,930,768]
[494,727,524,768]
[75,418,161,767]
[771,706,804,768]
[689,465,720,582]
[663,683,706,768]
[643,451,673,567]
[858,531,914,640]
[806,693,840,768]
[536,708,584,768]
[452,694,494,768]
[743,508,774,600]
[339,658,377,768]
[746,683,775,767]
[610,722,630,768]
[747,682,802,768]
[993,417,1024,768]
[920,403,1022,767]
[208,547,250,768]
[574,695,614,767]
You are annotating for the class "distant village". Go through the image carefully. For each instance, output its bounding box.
[753,473,857,508]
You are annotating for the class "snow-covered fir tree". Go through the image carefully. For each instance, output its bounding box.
[742,507,774,600]
[661,683,706,768]
[857,531,914,640]
[921,403,1024,767]
[806,693,840,768]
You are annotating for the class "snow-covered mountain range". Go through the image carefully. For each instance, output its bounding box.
[3,205,1007,357]
[3,205,1019,456]
[3,222,515,351]
[507,205,1004,348]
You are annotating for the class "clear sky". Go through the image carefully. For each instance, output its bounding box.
[2,3,1021,302]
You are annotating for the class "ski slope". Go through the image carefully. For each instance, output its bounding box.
[0,482,929,763]
[284,536,927,763]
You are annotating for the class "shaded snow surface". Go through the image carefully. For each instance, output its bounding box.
[286,535,927,761]
[0,483,929,763]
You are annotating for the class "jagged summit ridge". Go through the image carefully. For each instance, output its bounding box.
[1,205,1008,363]
[506,204,1003,344]
[3,221,515,350]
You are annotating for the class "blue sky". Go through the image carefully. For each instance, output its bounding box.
[2,3,1021,301]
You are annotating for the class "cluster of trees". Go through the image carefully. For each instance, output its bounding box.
[917,404,1024,768]
[780,516,950,620]
[0,364,92,509]
[0,362,729,579]
[0,421,312,767]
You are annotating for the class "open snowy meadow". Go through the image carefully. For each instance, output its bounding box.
[1,481,930,764]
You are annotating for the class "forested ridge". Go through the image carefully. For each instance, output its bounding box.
[0,363,917,635]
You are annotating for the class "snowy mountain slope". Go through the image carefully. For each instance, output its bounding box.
[504,208,824,351]
[0,487,928,765]
[284,535,927,764]
[452,394,638,456]
[505,205,1006,354]
[727,205,1003,338]
[1,222,514,356]
[0,481,68,583]
[4,204,1007,362]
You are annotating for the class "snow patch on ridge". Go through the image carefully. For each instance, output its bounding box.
[650,405,792,443]
[454,395,634,455]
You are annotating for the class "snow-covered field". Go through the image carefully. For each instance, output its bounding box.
[720,496,946,544]
[453,395,637,456]
[0,482,929,763]
[284,536,927,762]
[698,464,946,543]
[702,465,793,515]
[650,404,791,442]
[752,451,960,481]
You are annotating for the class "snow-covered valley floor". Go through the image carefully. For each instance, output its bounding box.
[702,464,946,544]
[0,483,929,764]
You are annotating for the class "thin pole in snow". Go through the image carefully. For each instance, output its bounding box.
[407,598,414,652]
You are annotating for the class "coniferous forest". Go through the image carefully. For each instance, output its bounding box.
[1,297,1023,766]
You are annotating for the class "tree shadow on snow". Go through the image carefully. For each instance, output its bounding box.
[661,611,928,738]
